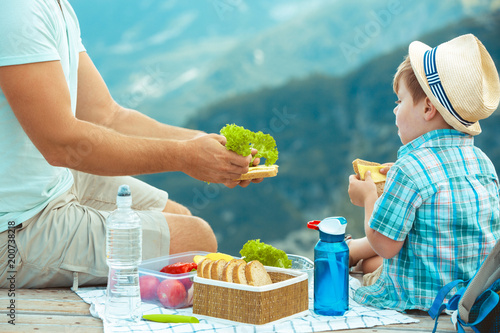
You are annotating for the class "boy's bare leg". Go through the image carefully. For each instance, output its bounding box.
[361,255,383,274]
[349,237,379,268]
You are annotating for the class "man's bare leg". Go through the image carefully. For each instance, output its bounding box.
[164,199,192,216]
[162,200,217,253]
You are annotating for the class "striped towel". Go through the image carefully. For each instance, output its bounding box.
[75,277,418,332]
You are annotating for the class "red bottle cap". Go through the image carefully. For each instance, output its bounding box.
[307,220,321,230]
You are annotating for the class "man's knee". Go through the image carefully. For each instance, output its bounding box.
[179,205,192,216]
[166,214,217,253]
[164,200,192,216]
[194,216,217,252]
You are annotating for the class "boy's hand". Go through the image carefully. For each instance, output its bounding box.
[348,171,378,207]
[379,162,394,175]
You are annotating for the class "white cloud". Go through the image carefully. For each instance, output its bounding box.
[108,42,136,54]
[160,0,178,11]
[162,68,199,95]
[108,11,198,54]
[269,0,332,22]
[146,12,197,46]
[253,48,265,65]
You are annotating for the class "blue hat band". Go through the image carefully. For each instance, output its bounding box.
[423,47,474,127]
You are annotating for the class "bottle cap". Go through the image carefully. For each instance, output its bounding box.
[318,217,347,236]
[307,220,321,230]
[117,185,131,197]
[116,184,132,207]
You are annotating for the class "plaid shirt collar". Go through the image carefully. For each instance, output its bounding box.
[397,129,474,159]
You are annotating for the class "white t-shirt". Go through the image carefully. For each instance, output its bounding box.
[0,0,85,231]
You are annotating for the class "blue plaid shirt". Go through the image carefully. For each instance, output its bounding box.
[353,129,500,311]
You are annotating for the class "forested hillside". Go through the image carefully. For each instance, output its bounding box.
[139,10,500,257]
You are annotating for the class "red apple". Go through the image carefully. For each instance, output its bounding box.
[139,275,160,301]
[179,277,193,290]
[157,279,187,308]
[185,285,194,306]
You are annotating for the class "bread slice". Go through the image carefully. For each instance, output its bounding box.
[353,158,380,174]
[236,165,279,181]
[232,261,248,284]
[202,259,214,279]
[352,158,386,197]
[245,260,273,286]
[210,259,227,280]
[199,258,272,286]
[222,259,245,283]
[197,258,212,278]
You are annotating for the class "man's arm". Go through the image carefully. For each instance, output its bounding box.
[74,51,263,188]
[75,52,202,140]
[0,60,251,183]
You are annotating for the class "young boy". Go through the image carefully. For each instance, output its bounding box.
[348,34,500,311]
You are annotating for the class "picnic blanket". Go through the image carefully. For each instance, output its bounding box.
[75,277,418,332]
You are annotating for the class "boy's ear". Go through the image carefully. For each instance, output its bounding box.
[422,97,439,121]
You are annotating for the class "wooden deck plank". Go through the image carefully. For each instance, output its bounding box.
[0,288,471,332]
[0,322,103,333]
[0,313,103,332]
[7,313,103,326]
[0,287,90,315]
[0,298,93,315]
[326,312,464,333]
[1,288,84,300]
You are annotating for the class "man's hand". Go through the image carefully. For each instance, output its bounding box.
[180,134,253,184]
[348,171,378,207]
[181,135,264,187]
[225,148,264,188]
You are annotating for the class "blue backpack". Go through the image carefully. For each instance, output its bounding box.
[429,240,500,333]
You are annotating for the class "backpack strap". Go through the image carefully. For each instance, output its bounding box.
[458,290,499,327]
[447,286,466,310]
[459,240,500,323]
[429,279,464,319]
[429,279,465,333]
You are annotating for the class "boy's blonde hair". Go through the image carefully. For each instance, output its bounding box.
[393,56,427,104]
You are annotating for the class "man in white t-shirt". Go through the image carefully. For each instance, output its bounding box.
[0,0,262,288]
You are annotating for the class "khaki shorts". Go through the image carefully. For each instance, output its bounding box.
[363,264,383,287]
[0,170,169,288]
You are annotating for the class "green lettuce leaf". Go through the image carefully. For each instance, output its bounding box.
[239,239,292,268]
[220,124,278,166]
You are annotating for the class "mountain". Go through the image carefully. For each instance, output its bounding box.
[71,0,499,126]
[138,10,500,258]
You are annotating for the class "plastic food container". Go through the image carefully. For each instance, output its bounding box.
[138,251,209,309]
[288,254,314,298]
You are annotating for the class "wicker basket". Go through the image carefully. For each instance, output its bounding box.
[192,266,309,325]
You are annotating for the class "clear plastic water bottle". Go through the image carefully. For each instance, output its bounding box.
[307,217,349,316]
[105,184,142,324]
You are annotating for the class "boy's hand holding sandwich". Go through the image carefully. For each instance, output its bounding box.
[349,159,402,261]
[349,159,393,207]
[348,171,379,208]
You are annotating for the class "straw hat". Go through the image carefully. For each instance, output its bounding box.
[409,34,500,135]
